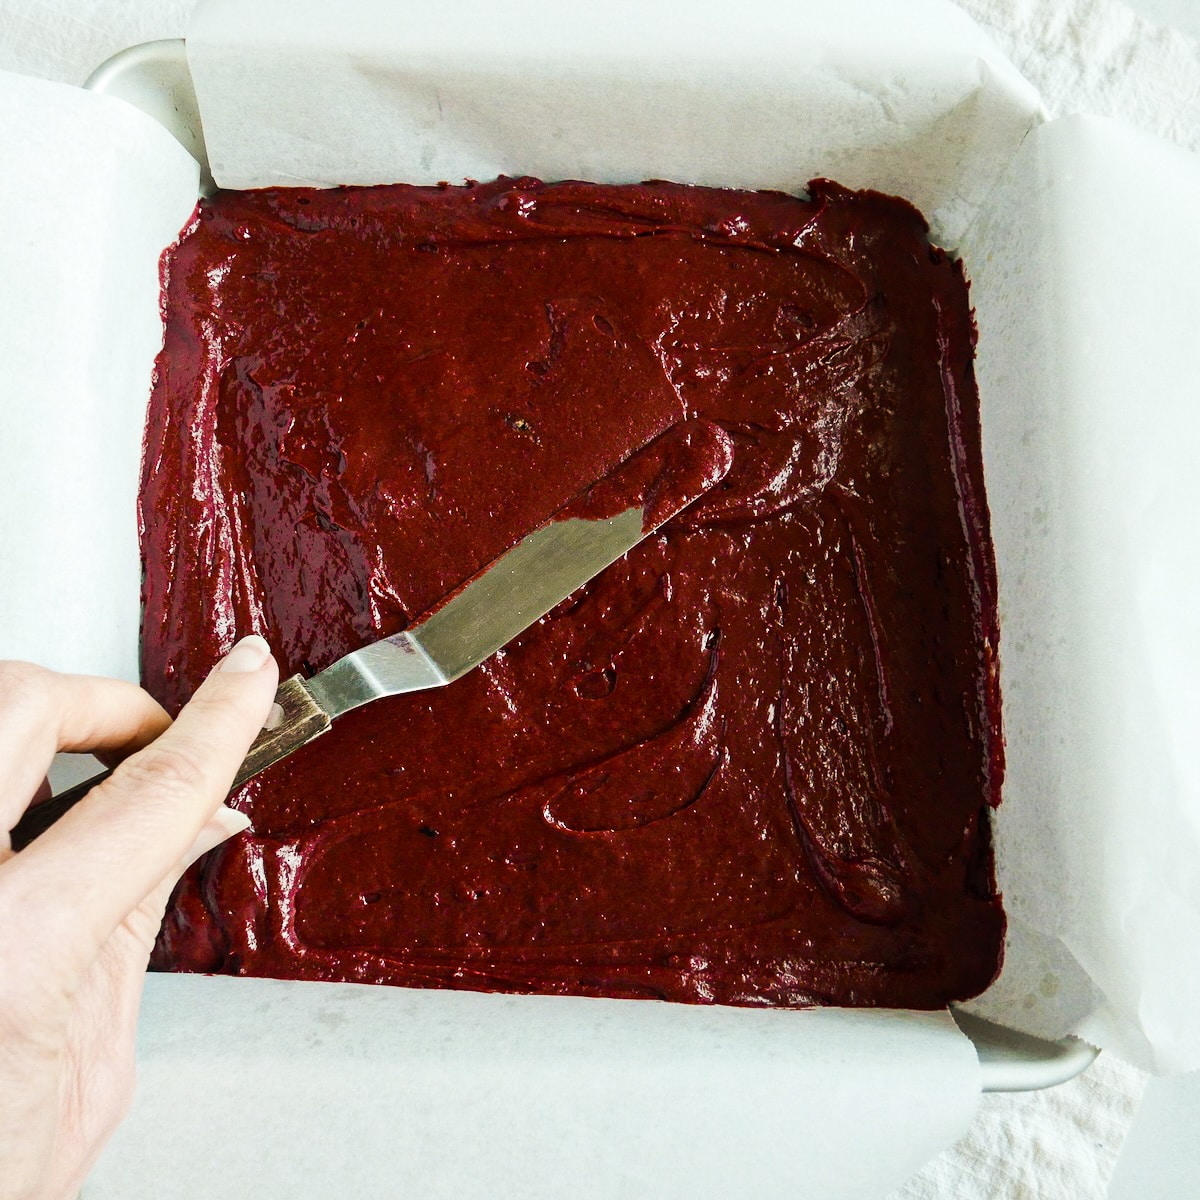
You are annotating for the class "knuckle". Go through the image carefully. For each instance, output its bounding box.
[0,660,51,715]
[115,742,211,803]
[0,659,45,690]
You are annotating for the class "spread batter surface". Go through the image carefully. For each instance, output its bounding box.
[144,177,1004,1007]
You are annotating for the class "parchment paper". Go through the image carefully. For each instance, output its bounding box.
[186,0,1042,247]
[0,69,197,681]
[958,113,1200,1074]
[86,976,981,1200]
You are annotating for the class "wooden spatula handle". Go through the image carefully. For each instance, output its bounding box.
[232,674,332,787]
[8,675,331,852]
[9,768,116,852]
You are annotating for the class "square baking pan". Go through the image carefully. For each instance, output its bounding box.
[85,35,1099,1097]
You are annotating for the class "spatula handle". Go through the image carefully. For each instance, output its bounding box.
[9,768,116,852]
[232,674,332,787]
[8,675,332,852]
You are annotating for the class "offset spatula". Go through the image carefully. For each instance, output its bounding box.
[11,423,731,852]
[232,501,667,788]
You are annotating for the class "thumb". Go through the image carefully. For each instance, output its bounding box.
[9,636,278,971]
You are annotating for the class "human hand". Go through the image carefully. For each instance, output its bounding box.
[0,635,278,1200]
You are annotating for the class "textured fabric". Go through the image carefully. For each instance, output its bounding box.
[0,0,193,84]
[0,1,1190,1197]
[893,1055,1150,1199]
[955,0,1200,150]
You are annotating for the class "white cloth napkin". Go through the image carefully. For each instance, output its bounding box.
[894,1055,1150,1199]
[956,0,1200,153]
[0,1,1195,1197]
[0,0,193,84]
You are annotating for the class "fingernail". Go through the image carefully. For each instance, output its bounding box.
[184,804,252,867]
[218,634,271,674]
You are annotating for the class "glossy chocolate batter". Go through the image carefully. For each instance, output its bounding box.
[144,177,1004,1007]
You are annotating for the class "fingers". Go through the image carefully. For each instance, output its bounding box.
[3,636,278,977]
[0,663,170,836]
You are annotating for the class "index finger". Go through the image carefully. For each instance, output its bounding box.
[0,662,170,837]
[5,636,279,971]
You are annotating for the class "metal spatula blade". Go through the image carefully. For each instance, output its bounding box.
[11,421,732,850]
[235,504,652,787]
[307,506,646,718]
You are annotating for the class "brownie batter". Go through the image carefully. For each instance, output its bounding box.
[144,177,1004,1008]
